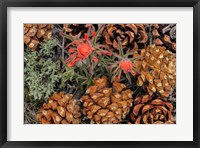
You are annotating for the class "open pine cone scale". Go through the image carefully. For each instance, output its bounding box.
[24,24,53,51]
[135,44,176,97]
[104,24,148,50]
[36,92,81,124]
[81,76,133,124]
[130,95,174,124]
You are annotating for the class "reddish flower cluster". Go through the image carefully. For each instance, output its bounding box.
[65,32,113,68]
[119,59,136,75]
[77,42,93,60]
[65,36,95,68]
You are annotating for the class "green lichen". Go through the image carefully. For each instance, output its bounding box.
[24,39,59,101]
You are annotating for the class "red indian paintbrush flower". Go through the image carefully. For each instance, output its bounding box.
[77,42,93,60]
[106,38,139,83]
[119,59,134,73]
[64,38,94,68]
[108,57,137,83]
[63,25,109,74]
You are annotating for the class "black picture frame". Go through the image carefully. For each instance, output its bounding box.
[0,0,199,147]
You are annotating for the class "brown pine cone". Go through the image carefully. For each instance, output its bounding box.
[36,92,81,124]
[24,24,53,51]
[103,24,148,50]
[135,44,176,97]
[80,76,133,124]
[130,95,175,124]
[63,24,99,38]
[152,24,176,51]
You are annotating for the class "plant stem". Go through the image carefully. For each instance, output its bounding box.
[62,36,65,64]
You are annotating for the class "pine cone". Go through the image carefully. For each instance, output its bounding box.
[24,24,53,51]
[63,24,99,38]
[36,92,81,124]
[130,95,175,124]
[103,24,148,50]
[151,24,176,51]
[135,44,176,97]
[80,76,133,124]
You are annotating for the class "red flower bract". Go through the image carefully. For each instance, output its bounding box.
[93,56,98,63]
[119,59,134,73]
[92,31,96,37]
[84,34,89,40]
[77,42,93,60]
[67,58,80,68]
[68,48,75,53]
[102,50,112,56]
[117,75,121,80]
